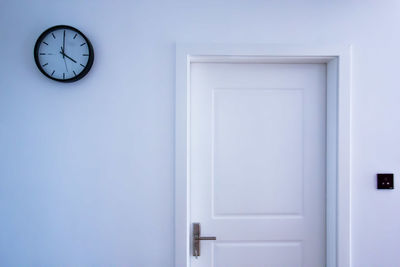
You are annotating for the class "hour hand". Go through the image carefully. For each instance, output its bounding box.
[59,50,77,63]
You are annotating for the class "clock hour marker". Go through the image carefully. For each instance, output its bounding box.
[83,54,89,56]
[51,70,55,76]
[73,71,77,76]
[40,53,46,55]
[52,33,56,39]
[42,63,48,67]
[80,64,86,67]
[63,73,65,79]
[73,33,77,39]
[80,42,86,46]
[43,41,48,45]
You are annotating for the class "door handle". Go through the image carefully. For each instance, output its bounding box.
[193,223,216,259]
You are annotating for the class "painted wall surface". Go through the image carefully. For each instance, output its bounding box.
[1,0,400,266]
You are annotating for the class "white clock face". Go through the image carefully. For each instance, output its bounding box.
[34,26,94,82]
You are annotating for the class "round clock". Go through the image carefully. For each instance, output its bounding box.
[34,25,94,82]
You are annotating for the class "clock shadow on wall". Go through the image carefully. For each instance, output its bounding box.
[34,25,94,83]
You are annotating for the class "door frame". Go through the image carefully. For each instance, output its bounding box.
[175,44,352,267]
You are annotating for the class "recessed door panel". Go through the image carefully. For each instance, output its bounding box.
[214,242,302,267]
[213,88,304,216]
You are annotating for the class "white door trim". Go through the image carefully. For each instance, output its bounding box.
[175,44,352,267]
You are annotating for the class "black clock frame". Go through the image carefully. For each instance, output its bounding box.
[34,25,94,83]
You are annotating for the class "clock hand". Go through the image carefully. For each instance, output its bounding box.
[64,59,68,73]
[63,30,65,59]
[59,51,77,63]
[64,54,77,63]
[60,47,69,73]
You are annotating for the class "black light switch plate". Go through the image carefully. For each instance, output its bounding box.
[377,173,394,189]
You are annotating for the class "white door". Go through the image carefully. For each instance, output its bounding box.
[190,62,326,267]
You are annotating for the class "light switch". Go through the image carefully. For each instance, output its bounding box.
[377,173,394,189]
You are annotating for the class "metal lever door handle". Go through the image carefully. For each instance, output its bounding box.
[193,223,216,259]
[196,236,217,241]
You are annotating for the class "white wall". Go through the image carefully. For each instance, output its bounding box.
[1,0,400,266]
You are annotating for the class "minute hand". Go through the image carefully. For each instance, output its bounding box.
[59,51,77,63]
[63,30,65,59]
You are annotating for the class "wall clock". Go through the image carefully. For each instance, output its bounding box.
[34,25,94,82]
